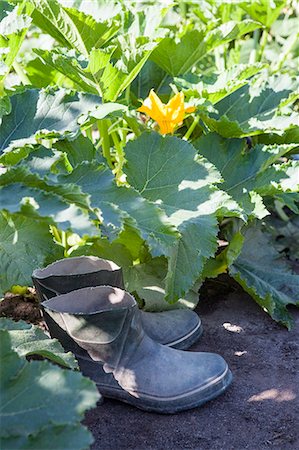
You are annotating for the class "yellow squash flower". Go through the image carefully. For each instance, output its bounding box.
[137,90,195,135]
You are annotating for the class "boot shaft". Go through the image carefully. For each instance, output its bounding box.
[42,286,144,370]
[32,256,124,301]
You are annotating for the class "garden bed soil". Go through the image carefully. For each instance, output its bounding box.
[84,288,299,450]
[0,289,43,325]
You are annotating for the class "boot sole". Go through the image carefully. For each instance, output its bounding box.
[77,356,232,414]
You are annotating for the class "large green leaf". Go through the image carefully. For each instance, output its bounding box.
[123,132,230,302]
[0,318,78,369]
[201,74,299,137]
[194,132,299,218]
[0,88,101,153]
[0,162,98,234]
[0,326,99,449]
[150,20,262,76]
[29,0,119,56]
[61,161,177,255]
[229,226,299,329]
[0,211,62,294]
[25,56,77,90]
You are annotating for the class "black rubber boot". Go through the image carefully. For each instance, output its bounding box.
[42,286,232,414]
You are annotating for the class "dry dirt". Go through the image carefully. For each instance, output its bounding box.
[84,290,299,450]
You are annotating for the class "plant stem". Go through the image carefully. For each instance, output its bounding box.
[50,226,62,243]
[97,120,113,169]
[274,200,289,222]
[124,115,141,136]
[111,130,125,180]
[249,29,260,64]
[85,126,93,142]
[183,116,199,140]
[12,61,31,85]
[257,29,269,61]
[125,85,131,105]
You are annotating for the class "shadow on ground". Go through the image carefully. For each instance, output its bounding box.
[84,291,299,450]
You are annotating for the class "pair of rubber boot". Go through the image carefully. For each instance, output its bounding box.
[33,256,232,413]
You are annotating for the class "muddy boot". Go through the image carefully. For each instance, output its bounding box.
[32,256,202,349]
[42,286,232,413]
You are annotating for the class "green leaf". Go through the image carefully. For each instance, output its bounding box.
[201,74,299,137]
[150,20,262,76]
[53,134,97,168]
[88,39,155,101]
[229,226,299,329]
[123,132,225,302]
[0,2,33,82]
[78,102,128,126]
[125,256,200,311]
[274,192,299,214]
[3,425,94,450]
[0,326,99,449]
[131,60,172,99]
[194,132,298,218]
[61,161,177,255]
[202,232,244,279]
[238,0,287,28]
[269,212,299,261]
[175,63,265,104]
[0,318,78,369]
[0,211,62,294]
[0,163,98,233]
[29,0,119,56]
[0,88,101,153]
[72,237,134,269]
[33,49,99,94]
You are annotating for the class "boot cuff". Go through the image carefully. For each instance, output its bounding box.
[41,286,136,315]
[33,256,120,278]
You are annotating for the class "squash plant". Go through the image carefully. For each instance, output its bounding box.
[0,0,298,332]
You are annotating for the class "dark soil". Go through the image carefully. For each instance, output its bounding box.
[0,289,42,325]
[84,288,299,450]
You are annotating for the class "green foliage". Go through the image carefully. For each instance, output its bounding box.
[29,0,120,56]
[0,0,298,328]
[230,226,299,329]
[200,74,299,138]
[124,132,226,302]
[0,89,101,153]
[0,318,78,369]
[150,20,262,76]
[194,133,299,218]
[0,1,33,84]
[0,320,100,449]
[0,211,63,294]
